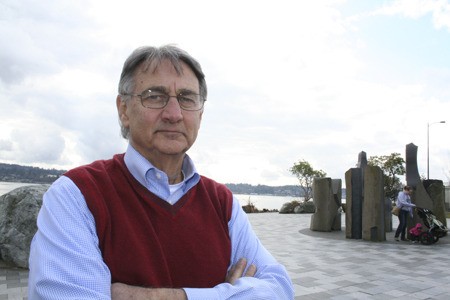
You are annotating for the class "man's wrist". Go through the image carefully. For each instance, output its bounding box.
[111,283,187,299]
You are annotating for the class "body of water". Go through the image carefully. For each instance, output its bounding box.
[235,194,301,211]
[0,182,298,211]
[0,182,40,196]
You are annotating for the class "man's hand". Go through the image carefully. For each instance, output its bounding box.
[111,283,187,300]
[225,258,257,285]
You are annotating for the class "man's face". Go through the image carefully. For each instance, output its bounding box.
[117,59,203,164]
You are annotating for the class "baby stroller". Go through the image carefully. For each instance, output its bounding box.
[409,223,423,243]
[412,207,448,245]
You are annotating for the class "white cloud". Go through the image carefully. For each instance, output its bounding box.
[373,0,450,31]
[1,0,449,185]
[0,120,64,164]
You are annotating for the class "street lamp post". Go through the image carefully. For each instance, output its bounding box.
[427,120,446,179]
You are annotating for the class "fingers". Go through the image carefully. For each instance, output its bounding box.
[245,263,257,277]
[226,258,246,284]
[225,258,257,285]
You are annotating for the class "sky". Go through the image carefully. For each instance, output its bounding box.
[1,0,450,186]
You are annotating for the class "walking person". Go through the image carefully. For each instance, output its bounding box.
[394,185,416,241]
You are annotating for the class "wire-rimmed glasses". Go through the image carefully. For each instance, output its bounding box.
[121,89,205,111]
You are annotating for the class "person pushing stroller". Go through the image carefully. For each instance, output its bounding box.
[394,186,416,241]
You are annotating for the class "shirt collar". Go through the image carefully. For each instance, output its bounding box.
[124,144,198,187]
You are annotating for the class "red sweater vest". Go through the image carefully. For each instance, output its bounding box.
[65,154,232,288]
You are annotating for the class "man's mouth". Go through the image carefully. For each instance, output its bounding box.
[157,130,183,137]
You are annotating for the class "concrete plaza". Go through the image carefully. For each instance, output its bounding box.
[1,213,449,299]
[253,213,450,299]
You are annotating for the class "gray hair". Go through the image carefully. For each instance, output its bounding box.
[117,45,207,139]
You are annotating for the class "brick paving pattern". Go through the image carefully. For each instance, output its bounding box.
[2,213,449,299]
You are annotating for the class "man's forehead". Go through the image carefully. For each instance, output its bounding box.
[134,59,199,91]
[138,58,187,75]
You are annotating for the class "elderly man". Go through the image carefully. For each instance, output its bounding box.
[28,45,294,299]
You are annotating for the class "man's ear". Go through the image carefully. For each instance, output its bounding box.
[116,95,129,127]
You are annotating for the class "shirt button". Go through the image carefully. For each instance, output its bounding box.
[156,173,162,179]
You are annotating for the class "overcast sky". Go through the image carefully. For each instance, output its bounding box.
[1,0,450,186]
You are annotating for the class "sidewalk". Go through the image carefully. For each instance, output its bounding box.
[251,213,450,299]
[2,213,449,299]
[0,260,28,300]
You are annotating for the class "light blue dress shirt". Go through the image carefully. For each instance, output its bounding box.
[28,145,294,299]
[396,191,415,217]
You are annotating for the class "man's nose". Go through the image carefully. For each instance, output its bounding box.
[162,97,183,121]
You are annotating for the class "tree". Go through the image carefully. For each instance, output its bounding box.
[368,153,405,202]
[289,160,326,202]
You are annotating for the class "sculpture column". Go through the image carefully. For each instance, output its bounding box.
[362,165,385,241]
[345,151,367,239]
[345,168,363,239]
[310,177,341,232]
[405,143,447,233]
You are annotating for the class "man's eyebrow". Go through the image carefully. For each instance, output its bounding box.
[177,88,198,95]
[143,86,168,93]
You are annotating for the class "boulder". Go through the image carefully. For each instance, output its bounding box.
[293,205,302,214]
[298,201,316,213]
[279,201,299,213]
[0,184,48,268]
[279,200,315,214]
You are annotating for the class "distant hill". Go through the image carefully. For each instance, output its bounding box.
[225,183,347,199]
[0,163,66,183]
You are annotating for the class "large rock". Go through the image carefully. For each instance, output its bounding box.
[296,201,316,213]
[279,200,315,214]
[0,184,48,268]
[279,201,300,213]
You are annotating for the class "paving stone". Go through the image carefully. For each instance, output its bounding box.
[1,213,449,299]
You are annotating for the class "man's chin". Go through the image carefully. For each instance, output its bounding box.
[157,144,189,156]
